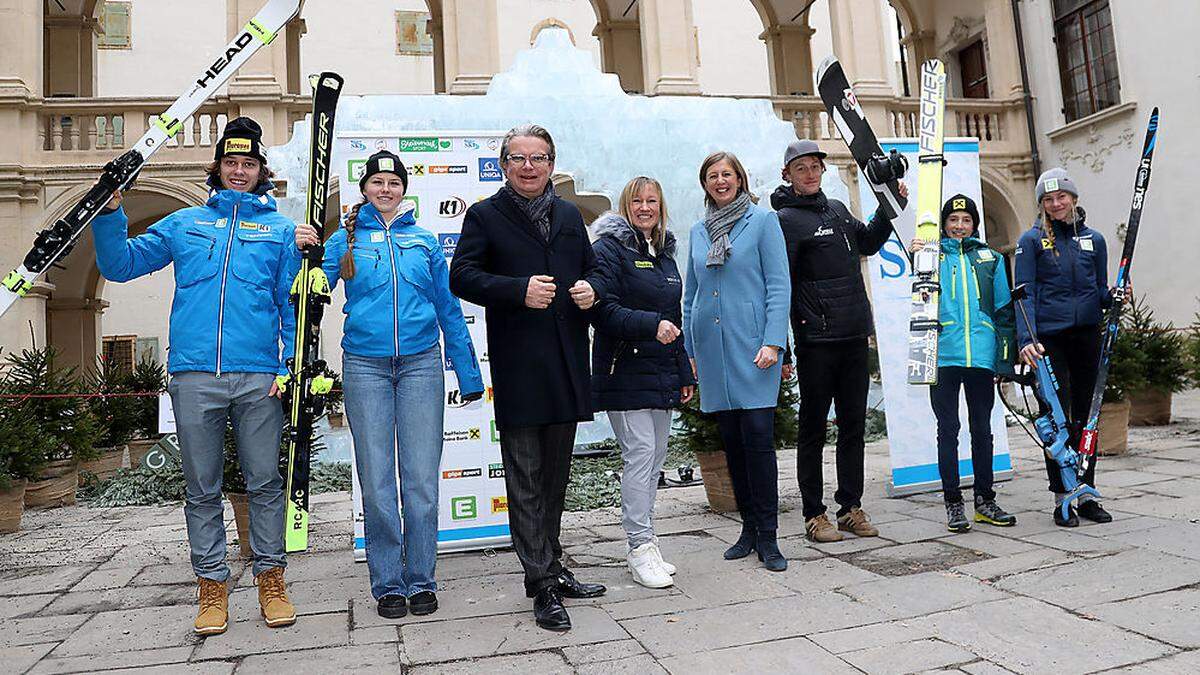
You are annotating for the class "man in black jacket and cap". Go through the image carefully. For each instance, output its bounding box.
[772,139,907,543]
[449,124,607,632]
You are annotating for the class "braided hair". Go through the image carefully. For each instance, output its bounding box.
[339,199,367,279]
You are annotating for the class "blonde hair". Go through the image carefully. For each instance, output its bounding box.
[699,151,756,208]
[618,176,668,251]
[338,199,367,279]
[1037,193,1079,259]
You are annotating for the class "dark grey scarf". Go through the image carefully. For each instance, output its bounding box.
[704,190,751,267]
[504,181,556,241]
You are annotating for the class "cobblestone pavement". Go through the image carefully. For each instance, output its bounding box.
[2,393,1199,674]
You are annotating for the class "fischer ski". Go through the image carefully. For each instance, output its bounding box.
[0,0,303,319]
[1011,284,1101,521]
[1078,107,1159,465]
[279,72,344,553]
[816,54,910,220]
[906,60,947,386]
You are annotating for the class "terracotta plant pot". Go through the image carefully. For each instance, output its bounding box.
[1127,388,1172,427]
[25,459,78,508]
[695,450,738,513]
[80,445,127,482]
[1097,399,1131,456]
[0,480,27,533]
[327,411,345,428]
[225,491,253,558]
[127,437,159,469]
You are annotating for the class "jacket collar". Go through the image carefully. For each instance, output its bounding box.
[492,189,563,246]
[355,201,417,230]
[205,185,278,215]
[591,212,676,257]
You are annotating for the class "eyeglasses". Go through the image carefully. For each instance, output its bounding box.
[504,153,553,167]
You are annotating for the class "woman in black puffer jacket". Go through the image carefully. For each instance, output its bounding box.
[590,176,694,590]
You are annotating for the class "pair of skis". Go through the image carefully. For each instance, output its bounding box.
[816,56,946,385]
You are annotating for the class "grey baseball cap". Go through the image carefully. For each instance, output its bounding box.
[783,139,827,167]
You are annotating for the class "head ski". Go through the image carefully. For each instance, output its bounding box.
[281,72,344,553]
[0,0,303,319]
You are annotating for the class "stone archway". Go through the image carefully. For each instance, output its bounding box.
[980,168,1026,255]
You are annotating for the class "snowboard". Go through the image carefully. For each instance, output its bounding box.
[281,72,344,553]
[906,60,947,386]
[816,54,909,220]
[0,0,304,319]
[1078,107,1159,465]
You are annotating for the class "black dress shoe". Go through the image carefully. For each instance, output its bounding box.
[533,588,571,631]
[1077,500,1113,523]
[408,591,438,616]
[723,526,757,560]
[556,569,606,599]
[755,532,788,572]
[377,594,407,619]
[1053,504,1079,528]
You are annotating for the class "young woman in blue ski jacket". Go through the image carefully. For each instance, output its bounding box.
[910,194,1017,533]
[93,117,299,635]
[294,150,482,620]
[1015,167,1119,528]
[590,176,695,590]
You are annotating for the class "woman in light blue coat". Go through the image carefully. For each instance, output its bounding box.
[683,151,791,571]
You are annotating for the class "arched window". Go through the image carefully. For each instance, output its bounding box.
[1053,0,1119,122]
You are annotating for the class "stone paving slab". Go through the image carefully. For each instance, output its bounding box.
[810,619,935,654]
[0,566,92,596]
[235,643,400,673]
[0,644,57,674]
[192,611,349,661]
[51,605,199,656]
[840,637,979,674]
[1083,588,1200,649]
[576,653,668,674]
[401,606,629,663]
[560,638,647,664]
[407,651,574,674]
[41,583,196,617]
[657,636,860,674]
[0,614,91,648]
[992,548,1199,609]
[0,593,58,619]
[1099,520,1200,560]
[839,571,1009,619]
[28,645,195,675]
[1103,649,1200,673]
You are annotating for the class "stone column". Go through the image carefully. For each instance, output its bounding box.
[900,29,935,95]
[427,14,447,93]
[761,24,815,96]
[639,0,701,95]
[42,12,100,97]
[440,0,500,94]
[594,20,645,94]
[0,0,43,100]
[48,297,107,372]
[983,0,1025,98]
[827,0,893,97]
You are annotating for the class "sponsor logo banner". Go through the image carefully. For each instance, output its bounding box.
[443,427,482,442]
[491,496,508,513]
[442,468,483,479]
[438,196,467,218]
[429,165,469,175]
[398,137,443,152]
[488,462,505,479]
[450,496,477,520]
[439,232,460,258]
[478,158,503,181]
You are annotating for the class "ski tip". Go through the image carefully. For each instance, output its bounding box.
[816,54,839,80]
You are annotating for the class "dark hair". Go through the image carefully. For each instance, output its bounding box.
[204,159,274,190]
[339,199,367,280]
[699,151,755,208]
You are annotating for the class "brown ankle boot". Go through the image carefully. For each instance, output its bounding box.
[194,577,228,636]
[255,567,296,628]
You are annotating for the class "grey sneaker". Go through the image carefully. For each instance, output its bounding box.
[974,499,1017,527]
[946,501,971,533]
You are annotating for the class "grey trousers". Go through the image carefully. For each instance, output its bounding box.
[168,371,286,580]
[609,409,671,548]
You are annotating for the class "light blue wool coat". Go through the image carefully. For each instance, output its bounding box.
[683,202,791,413]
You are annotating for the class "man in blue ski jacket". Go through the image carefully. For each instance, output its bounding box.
[93,117,298,636]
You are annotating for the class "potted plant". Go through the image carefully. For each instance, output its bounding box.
[674,374,799,513]
[0,394,55,532]
[127,357,167,468]
[2,348,100,508]
[1123,296,1189,426]
[80,356,138,481]
[1187,313,1200,389]
[1096,321,1147,456]
[322,366,345,428]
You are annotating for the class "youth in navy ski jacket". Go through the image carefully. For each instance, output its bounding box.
[319,201,483,395]
[1013,207,1111,347]
[93,184,298,376]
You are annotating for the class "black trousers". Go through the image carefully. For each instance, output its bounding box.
[1040,325,1102,493]
[714,408,778,533]
[929,366,996,504]
[498,422,577,597]
[795,338,869,520]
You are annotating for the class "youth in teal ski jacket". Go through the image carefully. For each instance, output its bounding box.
[937,236,1016,375]
[319,201,483,395]
[93,185,298,376]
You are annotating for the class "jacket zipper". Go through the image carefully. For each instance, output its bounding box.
[215,202,239,378]
[609,342,626,375]
[380,214,401,356]
[958,247,972,367]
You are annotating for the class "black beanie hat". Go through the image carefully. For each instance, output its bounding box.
[359,150,408,191]
[214,116,266,164]
[940,193,980,236]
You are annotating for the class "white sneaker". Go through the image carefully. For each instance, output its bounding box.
[627,543,673,588]
[649,541,676,575]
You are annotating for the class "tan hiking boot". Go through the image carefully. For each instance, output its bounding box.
[837,507,879,537]
[805,513,844,543]
[194,577,228,636]
[255,567,296,628]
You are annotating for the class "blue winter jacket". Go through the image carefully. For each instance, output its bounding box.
[1013,208,1110,347]
[93,186,298,376]
[936,237,1016,374]
[321,202,483,395]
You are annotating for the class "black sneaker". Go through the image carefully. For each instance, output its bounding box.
[974,499,1017,527]
[1077,500,1113,523]
[377,594,407,619]
[408,591,438,616]
[946,501,971,533]
[1053,504,1079,528]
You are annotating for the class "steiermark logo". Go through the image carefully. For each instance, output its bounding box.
[490,420,501,443]
[348,159,366,181]
[450,496,477,520]
[398,137,447,153]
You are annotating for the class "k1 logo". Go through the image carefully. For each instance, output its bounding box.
[438,196,467,218]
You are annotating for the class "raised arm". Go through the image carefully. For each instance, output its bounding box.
[93,206,174,282]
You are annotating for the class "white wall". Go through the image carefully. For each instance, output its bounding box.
[299,0,436,95]
[97,0,225,96]
[1020,0,1200,326]
[693,0,770,95]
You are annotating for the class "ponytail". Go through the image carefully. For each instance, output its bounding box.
[339,200,366,279]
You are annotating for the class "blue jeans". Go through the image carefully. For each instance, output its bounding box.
[167,371,285,580]
[344,346,444,599]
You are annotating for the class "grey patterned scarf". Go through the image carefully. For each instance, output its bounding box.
[504,181,557,241]
[704,190,751,267]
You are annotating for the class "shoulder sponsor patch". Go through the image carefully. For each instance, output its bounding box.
[215,218,228,229]
[1041,238,1054,250]
[976,249,994,261]
[370,231,385,243]
[1079,237,1094,251]
[238,221,270,232]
